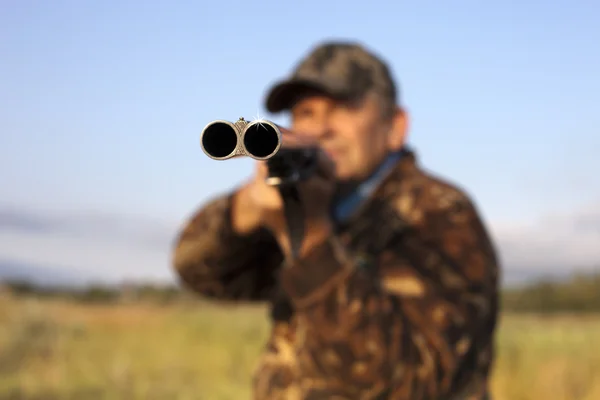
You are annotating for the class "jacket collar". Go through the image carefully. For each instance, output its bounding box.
[332,147,417,225]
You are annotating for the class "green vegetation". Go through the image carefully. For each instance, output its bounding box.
[502,272,600,313]
[0,270,599,399]
[5,269,600,313]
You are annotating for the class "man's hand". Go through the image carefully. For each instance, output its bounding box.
[231,132,337,258]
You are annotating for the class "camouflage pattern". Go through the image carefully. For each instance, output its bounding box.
[265,42,397,115]
[172,149,500,400]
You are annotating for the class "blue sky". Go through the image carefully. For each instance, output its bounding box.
[1,0,599,284]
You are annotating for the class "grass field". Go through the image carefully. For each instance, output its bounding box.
[1,294,599,400]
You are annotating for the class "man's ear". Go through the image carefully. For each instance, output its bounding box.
[387,106,409,151]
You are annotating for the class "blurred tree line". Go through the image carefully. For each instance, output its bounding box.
[2,269,600,312]
[501,270,600,313]
[0,280,188,305]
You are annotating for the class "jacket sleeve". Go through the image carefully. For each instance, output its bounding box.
[278,193,499,399]
[171,191,284,301]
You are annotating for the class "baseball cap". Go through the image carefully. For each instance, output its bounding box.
[265,41,398,113]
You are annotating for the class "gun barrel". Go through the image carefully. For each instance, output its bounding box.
[199,120,239,160]
[200,118,282,160]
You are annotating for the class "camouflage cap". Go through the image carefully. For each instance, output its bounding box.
[265,41,398,113]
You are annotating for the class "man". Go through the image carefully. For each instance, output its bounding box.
[172,41,500,399]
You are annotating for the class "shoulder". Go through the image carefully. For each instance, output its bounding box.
[385,149,482,226]
[380,150,500,286]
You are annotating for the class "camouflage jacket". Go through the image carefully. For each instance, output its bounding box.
[172,150,500,400]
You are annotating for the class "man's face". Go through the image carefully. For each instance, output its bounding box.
[289,91,407,182]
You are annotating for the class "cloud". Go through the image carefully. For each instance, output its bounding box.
[0,206,58,233]
[0,204,182,284]
[0,201,598,286]
[491,201,600,282]
[0,206,174,249]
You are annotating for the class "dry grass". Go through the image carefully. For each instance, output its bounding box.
[1,294,599,399]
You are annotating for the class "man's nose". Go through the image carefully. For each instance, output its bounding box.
[306,128,328,139]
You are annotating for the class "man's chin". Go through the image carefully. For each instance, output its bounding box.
[333,167,357,183]
[331,162,348,178]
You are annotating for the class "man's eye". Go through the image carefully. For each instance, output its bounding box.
[338,100,361,111]
[294,108,313,118]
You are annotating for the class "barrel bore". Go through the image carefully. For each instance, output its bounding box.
[201,122,239,159]
[243,122,281,159]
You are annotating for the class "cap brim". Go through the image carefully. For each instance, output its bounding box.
[265,79,348,113]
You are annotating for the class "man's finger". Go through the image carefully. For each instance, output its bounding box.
[255,161,269,180]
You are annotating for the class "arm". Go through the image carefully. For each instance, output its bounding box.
[171,190,284,301]
[278,193,499,398]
